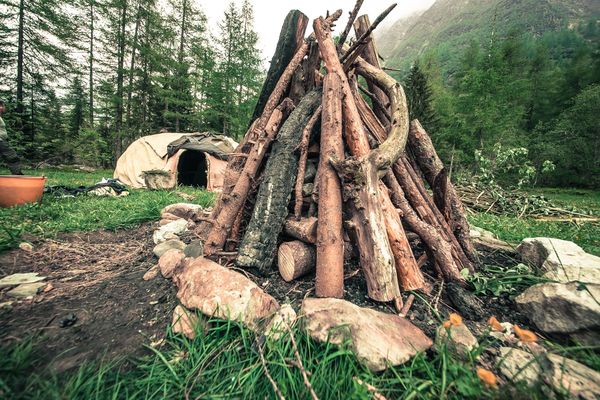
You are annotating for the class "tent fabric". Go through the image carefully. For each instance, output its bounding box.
[113,132,237,190]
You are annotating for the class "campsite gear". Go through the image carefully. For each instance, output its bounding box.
[113,132,237,191]
[0,175,45,207]
[44,178,129,198]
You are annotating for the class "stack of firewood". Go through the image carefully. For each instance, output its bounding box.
[196,2,478,305]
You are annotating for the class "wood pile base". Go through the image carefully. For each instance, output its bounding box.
[196,3,478,304]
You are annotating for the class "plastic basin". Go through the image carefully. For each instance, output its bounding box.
[0,175,46,208]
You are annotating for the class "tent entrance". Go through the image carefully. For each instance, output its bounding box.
[177,150,208,187]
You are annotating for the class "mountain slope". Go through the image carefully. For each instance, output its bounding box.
[376,0,600,74]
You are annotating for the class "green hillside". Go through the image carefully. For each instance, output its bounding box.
[377,0,600,74]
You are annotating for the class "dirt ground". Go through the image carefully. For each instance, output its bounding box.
[0,224,177,372]
[0,223,528,373]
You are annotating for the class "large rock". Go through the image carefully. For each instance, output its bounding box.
[153,219,189,244]
[543,265,600,285]
[153,239,186,258]
[161,203,203,222]
[7,282,47,297]
[517,237,600,274]
[515,282,600,334]
[158,249,185,278]
[172,305,202,339]
[263,304,297,340]
[546,353,600,400]
[497,347,542,386]
[174,258,279,330]
[301,298,432,371]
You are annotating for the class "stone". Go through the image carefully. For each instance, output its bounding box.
[158,249,185,279]
[469,226,496,240]
[301,298,432,371]
[517,237,600,273]
[436,323,478,358]
[264,304,297,340]
[515,282,600,334]
[546,353,600,400]
[0,272,46,288]
[153,239,186,258]
[161,203,203,222]
[143,265,159,281]
[161,212,180,221]
[172,305,201,339]
[174,258,280,330]
[7,282,47,297]
[19,242,33,252]
[184,240,204,258]
[497,347,542,386]
[543,265,600,285]
[152,219,189,244]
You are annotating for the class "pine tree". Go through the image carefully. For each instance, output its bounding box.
[404,63,438,130]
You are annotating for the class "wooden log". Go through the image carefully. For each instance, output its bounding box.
[236,91,322,271]
[284,216,318,244]
[408,120,478,264]
[250,10,308,124]
[353,15,389,127]
[384,171,465,283]
[203,98,294,254]
[294,106,321,219]
[315,73,345,298]
[278,240,316,282]
[336,0,364,52]
[314,15,400,302]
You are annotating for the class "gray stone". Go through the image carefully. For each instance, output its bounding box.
[515,282,600,334]
[174,257,280,331]
[497,347,542,386]
[547,353,600,400]
[436,323,478,358]
[152,219,189,244]
[301,298,432,372]
[153,239,186,258]
[184,240,204,258]
[7,282,47,297]
[517,237,600,272]
[470,226,496,240]
[0,272,45,288]
[161,203,203,222]
[543,264,600,285]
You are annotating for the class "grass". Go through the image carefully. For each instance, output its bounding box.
[468,188,600,256]
[1,168,599,398]
[0,318,548,400]
[0,168,215,252]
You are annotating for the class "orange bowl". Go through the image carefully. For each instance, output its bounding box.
[0,175,46,208]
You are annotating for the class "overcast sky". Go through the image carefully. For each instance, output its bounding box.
[198,0,435,64]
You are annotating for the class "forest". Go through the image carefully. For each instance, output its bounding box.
[1,0,599,188]
[0,0,263,166]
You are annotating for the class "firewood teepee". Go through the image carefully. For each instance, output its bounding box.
[196,3,478,305]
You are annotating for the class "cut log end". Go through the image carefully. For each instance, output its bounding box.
[278,240,316,282]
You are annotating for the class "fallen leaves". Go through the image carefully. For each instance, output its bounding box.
[443,312,463,329]
[513,325,538,343]
[477,367,498,388]
[488,316,504,332]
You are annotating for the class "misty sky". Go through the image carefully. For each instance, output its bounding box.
[198,0,435,63]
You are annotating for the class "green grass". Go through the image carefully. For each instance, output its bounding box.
[0,318,549,400]
[468,187,600,256]
[0,168,215,252]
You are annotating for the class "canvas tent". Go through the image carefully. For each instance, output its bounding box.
[114,132,238,191]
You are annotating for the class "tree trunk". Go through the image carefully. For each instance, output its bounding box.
[408,120,478,264]
[278,241,316,282]
[236,90,321,271]
[353,15,389,127]
[114,0,128,161]
[250,10,308,125]
[16,0,25,118]
[315,73,344,298]
[314,16,401,302]
[89,0,95,128]
[126,3,142,130]
[204,98,294,254]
